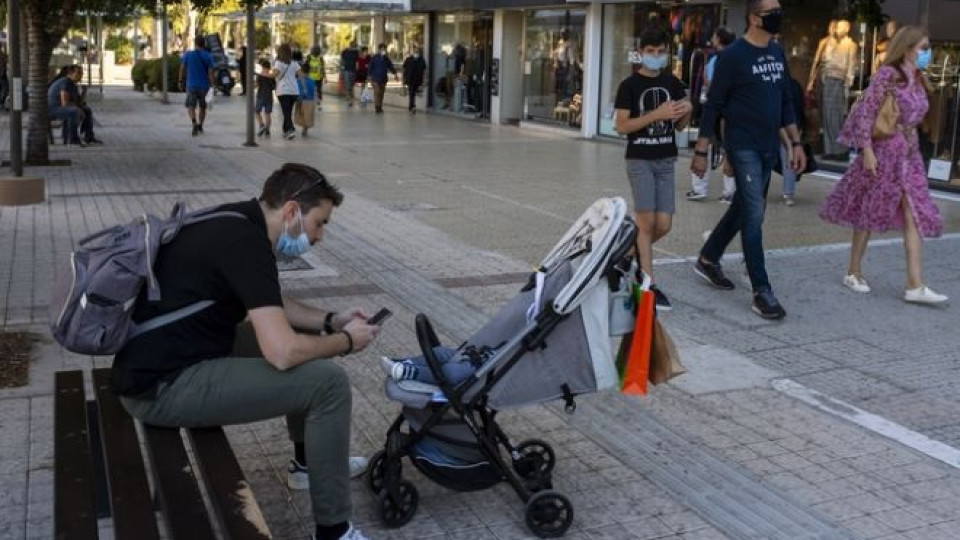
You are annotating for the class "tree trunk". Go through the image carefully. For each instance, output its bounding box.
[24,7,52,164]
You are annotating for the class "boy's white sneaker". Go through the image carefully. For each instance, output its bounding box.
[904,286,948,305]
[842,274,871,294]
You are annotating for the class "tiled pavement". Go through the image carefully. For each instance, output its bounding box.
[1,88,960,539]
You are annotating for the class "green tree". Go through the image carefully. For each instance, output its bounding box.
[20,0,263,164]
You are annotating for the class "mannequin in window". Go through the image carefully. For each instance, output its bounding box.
[809,19,858,161]
[807,20,837,94]
[874,20,898,73]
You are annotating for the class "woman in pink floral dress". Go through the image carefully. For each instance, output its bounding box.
[819,26,947,304]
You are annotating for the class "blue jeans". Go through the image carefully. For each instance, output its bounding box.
[700,148,776,293]
[49,106,82,142]
[395,346,478,385]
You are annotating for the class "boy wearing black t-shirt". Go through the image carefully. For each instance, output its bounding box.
[614,28,692,311]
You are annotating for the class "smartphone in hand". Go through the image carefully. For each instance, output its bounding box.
[367,308,393,325]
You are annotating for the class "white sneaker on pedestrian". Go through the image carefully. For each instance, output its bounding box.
[686,190,708,201]
[904,286,948,305]
[842,274,871,294]
[782,195,796,207]
[287,456,370,490]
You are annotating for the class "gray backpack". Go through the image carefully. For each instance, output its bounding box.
[49,202,246,355]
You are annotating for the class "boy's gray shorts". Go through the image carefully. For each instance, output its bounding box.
[626,158,677,214]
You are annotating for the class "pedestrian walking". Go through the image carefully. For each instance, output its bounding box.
[255,60,275,137]
[306,46,326,111]
[179,36,215,137]
[402,46,427,114]
[237,46,247,96]
[273,44,302,140]
[819,26,947,304]
[340,42,359,107]
[691,0,807,320]
[356,47,372,107]
[369,43,398,115]
[777,72,807,207]
[688,27,737,203]
[614,28,692,311]
[296,64,317,137]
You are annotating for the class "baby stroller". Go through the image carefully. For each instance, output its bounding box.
[369,198,639,538]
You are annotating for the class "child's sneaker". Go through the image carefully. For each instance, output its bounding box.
[390,361,420,382]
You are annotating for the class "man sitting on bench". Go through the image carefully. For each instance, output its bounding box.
[112,163,380,540]
[47,65,102,145]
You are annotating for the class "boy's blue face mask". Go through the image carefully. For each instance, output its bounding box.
[641,53,668,71]
[277,208,311,257]
[917,48,932,70]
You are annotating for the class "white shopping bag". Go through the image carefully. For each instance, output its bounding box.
[205,88,215,111]
[360,87,373,104]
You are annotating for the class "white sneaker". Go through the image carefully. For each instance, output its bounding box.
[287,457,370,490]
[904,286,948,305]
[311,523,371,540]
[842,274,871,294]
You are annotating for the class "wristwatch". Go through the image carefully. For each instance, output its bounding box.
[694,150,709,157]
[791,141,803,147]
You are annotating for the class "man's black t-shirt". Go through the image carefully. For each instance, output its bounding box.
[614,72,687,160]
[111,199,284,397]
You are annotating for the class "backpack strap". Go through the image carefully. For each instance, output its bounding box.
[129,300,215,340]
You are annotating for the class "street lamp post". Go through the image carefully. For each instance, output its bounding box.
[244,0,257,147]
[161,2,169,104]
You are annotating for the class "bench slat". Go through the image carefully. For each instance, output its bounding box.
[91,369,160,540]
[54,370,98,540]
[187,427,272,540]
[142,425,215,540]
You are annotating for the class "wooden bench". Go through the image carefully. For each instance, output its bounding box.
[54,369,273,539]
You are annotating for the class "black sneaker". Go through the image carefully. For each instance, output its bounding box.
[191,124,199,137]
[650,285,672,312]
[198,124,204,134]
[694,258,735,290]
[752,289,786,320]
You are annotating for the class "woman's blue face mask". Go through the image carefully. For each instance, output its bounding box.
[277,208,311,257]
[917,48,932,70]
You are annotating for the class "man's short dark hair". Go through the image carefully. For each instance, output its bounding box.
[715,27,736,47]
[378,43,386,50]
[259,163,344,211]
[259,59,271,69]
[639,28,669,49]
[195,36,206,50]
[746,0,764,24]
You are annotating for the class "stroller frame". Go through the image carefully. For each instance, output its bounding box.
[369,203,638,538]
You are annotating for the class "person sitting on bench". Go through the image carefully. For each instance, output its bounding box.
[47,65,102,145]
[112,163,380,540]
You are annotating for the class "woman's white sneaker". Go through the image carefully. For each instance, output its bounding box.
[842,274,871,294]
[904,286,948,305]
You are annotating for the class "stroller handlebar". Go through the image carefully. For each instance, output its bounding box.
[415,314,447,387]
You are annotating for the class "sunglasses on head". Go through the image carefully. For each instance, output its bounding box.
[288,176,330,202]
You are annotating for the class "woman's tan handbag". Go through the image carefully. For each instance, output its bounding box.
[872,90,900,139]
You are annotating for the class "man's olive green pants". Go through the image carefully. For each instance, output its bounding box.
[120,323,352,525]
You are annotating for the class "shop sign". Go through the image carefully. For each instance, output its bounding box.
[928,159,952,182]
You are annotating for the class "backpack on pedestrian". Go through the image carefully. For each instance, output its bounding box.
[49,203,246,355]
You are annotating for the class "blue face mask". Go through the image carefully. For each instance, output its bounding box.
[276,209,311,257]
[917,48,932,70]
[641,54,668,71]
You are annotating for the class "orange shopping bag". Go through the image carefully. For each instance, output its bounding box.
[615,285,655,396]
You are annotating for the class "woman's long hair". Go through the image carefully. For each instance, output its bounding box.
[883,26,932,91]
[277,43,292,64]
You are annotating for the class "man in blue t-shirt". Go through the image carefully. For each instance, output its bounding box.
[690,0,806,320]
[178,36,214,136]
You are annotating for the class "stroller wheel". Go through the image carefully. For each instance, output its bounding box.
[366,450,388,493]
[513,439,556,479]
[378,480,419,528]
[525,490,574,538]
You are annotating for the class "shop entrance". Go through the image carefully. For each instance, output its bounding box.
[431,11,493,118]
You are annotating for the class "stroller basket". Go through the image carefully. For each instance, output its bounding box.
[370,198,639,538]
[406,408,502,491]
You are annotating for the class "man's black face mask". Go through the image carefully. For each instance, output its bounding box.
[756,8,784,35]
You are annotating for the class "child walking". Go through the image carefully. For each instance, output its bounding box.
[255,59,275,137]
[296,64,317,137]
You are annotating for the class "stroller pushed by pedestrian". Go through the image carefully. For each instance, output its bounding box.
[369,198,641,538]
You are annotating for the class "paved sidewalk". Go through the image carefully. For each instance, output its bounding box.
[1,88,960,540]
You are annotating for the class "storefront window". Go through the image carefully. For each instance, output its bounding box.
[597,3,722,137]
[523,9,585,128]
[432,11,493,117]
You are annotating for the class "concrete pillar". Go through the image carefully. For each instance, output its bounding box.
[491,10,523,125]
[371,16,385,49]
[580,3,602,138]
